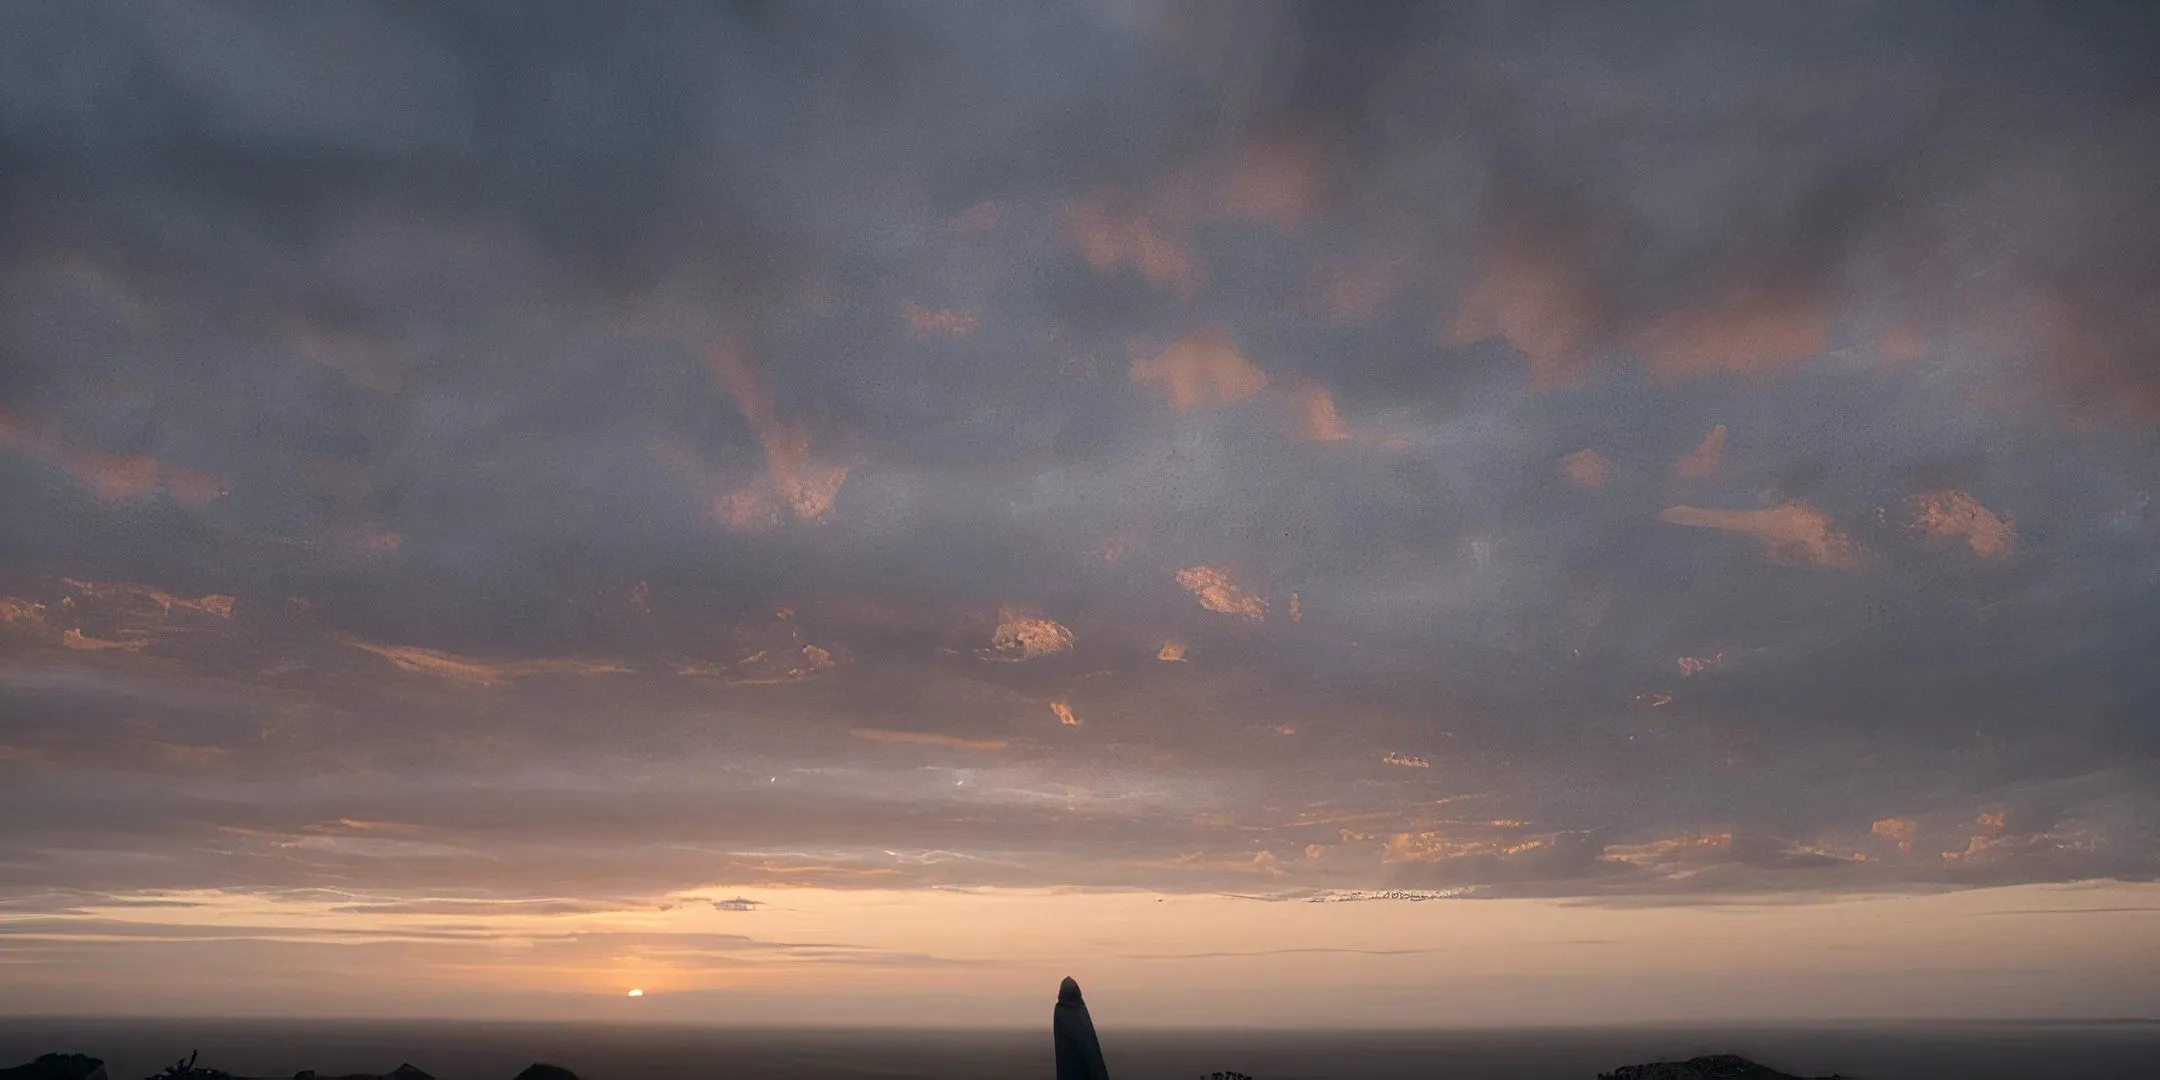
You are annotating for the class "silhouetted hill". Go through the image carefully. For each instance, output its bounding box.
[0,1055,108,1080]
[1599,1054,1842,1080]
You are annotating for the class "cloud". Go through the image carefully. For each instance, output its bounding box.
[848,730,1008,751]
[1909,490,2016,560]
[1131,329,1268,410]
[1156,640,1187,662]
[62,580,233,619]
[0,417,225,507]
[711,897,763,912]
[1558,449,1612,488]
[1673,425,1729,479]
[60,629,149,652]
[1382,752,1431,769]
[901,300,978,340]
[977,608,1074,662]
[1657,503,1861,568]
[707,343,848,524]
[1048,701,1079,727]
[1175,567,1268,620]
[340,640,631,687]
[1062,193,1200,295]
[1296,383,1351,442]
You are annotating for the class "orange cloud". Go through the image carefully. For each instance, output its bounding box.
[63,579,234,618]
[1872,817,1917,854]
[1383,752,1432,769]
[0,597,46,632]
[1601,833,1734,867]
[1157,640,1187,662]
[1637,290,1829,377]
[681,643,836,686]
[1909,490,2016,560]
[1131,329,1268,410]
[1657,502,1860,568]
[979,608,1074,662]
[1558,449,1611,488]
[1295,384,1351,442]
[1049,701,1080,726]
[1633,691,1673,709]
[1673,424,1728,478]
[1677,652,1724,678]
[1061,194,1200,295]
[341,639,631,687]
[1289,591,1301,622]
[1175,566,1267,620]
[901,300,978,340]
[0,416,225,506]
[708,343,848,525]
[1448,235,1607,389]
[1216,133,1321,228]
[849,729,1008,751]
[61,629,148,652]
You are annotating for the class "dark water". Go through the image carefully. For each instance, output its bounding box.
[5,1019,2159,1080]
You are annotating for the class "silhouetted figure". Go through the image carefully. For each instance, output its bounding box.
[1052,976,1110,1080]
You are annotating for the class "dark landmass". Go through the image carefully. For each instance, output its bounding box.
[1599,1054,1842,1080]
[0,1055,109,1080]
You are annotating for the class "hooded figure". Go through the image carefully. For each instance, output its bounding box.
[1052,976,1110,1080]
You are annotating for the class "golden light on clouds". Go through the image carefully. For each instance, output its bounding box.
[1062,194,1200,295]
[709,342,848,525]
[849,729,1008,751]
[1175,566,1267,620]
[1674,424,1728,478]
[1297,383,1351,441]
[1448,236,1604,390]
[1677,652,1724,677]
[0,416,225,507]
[340,639,631,687]
[61,628,148,652]
[1638,291,1829,377]
[1131,329,1268,410]
[1049,701,1080,726]
[62,579,233,618]
[1156,640,1187,661]
[1216,133,1320,227]
[1558,449,1611,488]
[1909,490,2016,560]
[1873,817,1918,853]
[1382,752,1431,769]
[979,608,1074,662]
[1658,502,1860,568]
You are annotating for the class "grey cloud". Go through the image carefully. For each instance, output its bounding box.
[1,0,2157,917]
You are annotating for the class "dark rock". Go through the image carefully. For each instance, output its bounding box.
[1598,1054,1844,1080]
[143,1052,232,1080]
[0,1055,109,1080]
[512,1066,579,1080]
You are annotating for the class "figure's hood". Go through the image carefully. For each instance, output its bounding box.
[1058,976,1083,1006]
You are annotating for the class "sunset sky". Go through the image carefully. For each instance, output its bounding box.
[3,1,2159,1026]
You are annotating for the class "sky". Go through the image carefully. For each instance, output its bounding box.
[2,0,2159,1026]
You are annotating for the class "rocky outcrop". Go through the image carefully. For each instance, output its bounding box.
[1599,1054,1843,1080]
[511,1066,578,1080]
[0,1055,109,1080]
[292,1065,433,1080]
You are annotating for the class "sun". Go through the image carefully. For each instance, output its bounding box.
[626,988,644,998]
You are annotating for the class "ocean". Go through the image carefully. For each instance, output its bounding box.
[5,1019,2159,1080]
